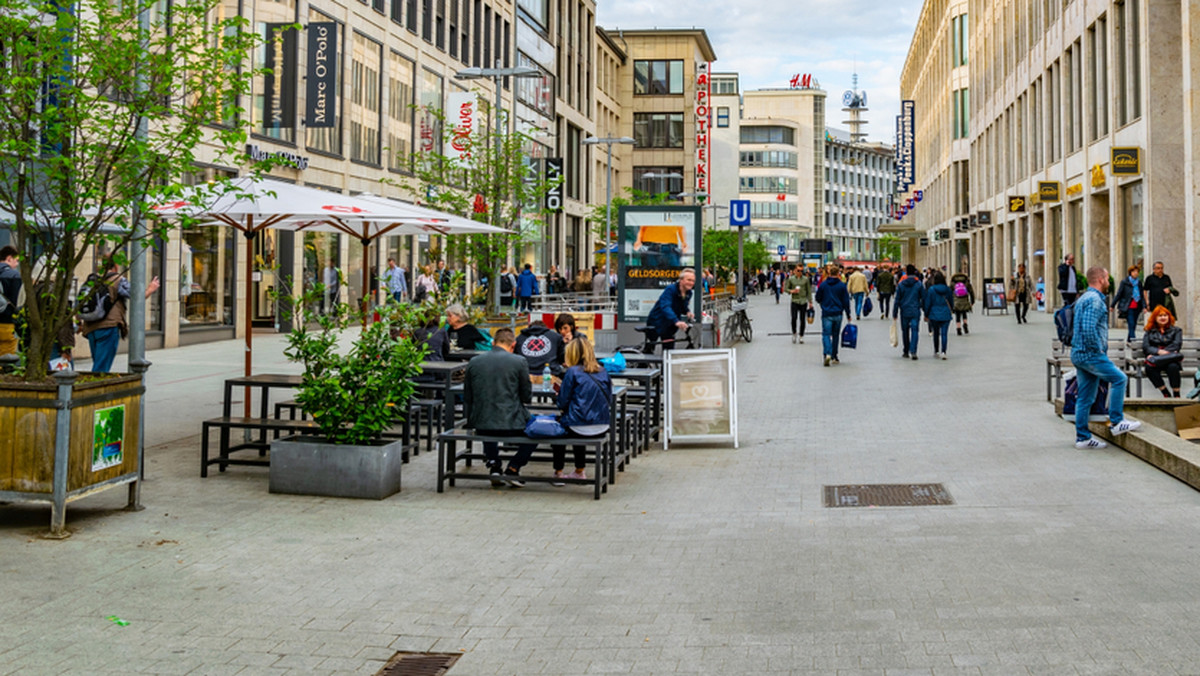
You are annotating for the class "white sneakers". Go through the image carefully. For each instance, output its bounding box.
[1076,419,1141,449]
[1076,438,1108,449]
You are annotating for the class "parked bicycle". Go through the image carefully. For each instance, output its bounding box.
[615,320,700,355]
[723,297,753,344]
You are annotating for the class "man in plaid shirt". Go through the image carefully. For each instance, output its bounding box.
[1071,266,1141,448]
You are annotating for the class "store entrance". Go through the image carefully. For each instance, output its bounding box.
[251,230,279,329]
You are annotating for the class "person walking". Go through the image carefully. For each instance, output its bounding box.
[1142,306,1184,398]
[923,270,954,359]
[769,265,785,304]
[784,264,812,344]
[1057,253,1080,306]
[413,265,437,303]
[949,269,975,335]
[874,264,895,319]
[814,265,851,367]
[1142,261,1177,316]
[79,257,160,373]
[1011,263,1032,324]
[384,258,408,303]
[893,264,926,360]
[0,245,21,357]
[846,266,869,320]
[1071,266,1141,449]
[1111,265,1142,343]
[516,263,539,313]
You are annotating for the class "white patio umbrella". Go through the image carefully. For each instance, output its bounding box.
[147,178,504,386]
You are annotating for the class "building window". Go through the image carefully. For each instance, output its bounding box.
[740,126,795,145]
[716,106,730,128]
[417,67,443,157]
[1089,17,1109,140]
[387,51,415,172]
[251,1,298,143]
[739,176,796,194]
[303,232,343,316]
[740,150,797,168]
[633,59,683,95]
[305,10,342,155]
[515,52,554,119]
[633,166,684,196]
[349,33,382,165]
[712,78,737,95]
[633,112,684,148]
[750,201,798,220]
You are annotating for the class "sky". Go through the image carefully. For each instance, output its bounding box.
[595,0,925,146]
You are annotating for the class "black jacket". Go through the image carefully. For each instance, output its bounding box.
[0,262,20,323]
[464,347,532,431]
[1112,277,1139,314]
[515,323,564,375]
[1143,326,1182,357]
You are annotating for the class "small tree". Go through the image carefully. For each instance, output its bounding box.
[701,229,771,283]
[398,101,559,315]
[876,234,904,262]
[0,0,263,379]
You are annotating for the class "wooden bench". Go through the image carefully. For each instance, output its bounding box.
[1047,339,1137,401]
[1130,338,1200,395]
[437,427,612,500]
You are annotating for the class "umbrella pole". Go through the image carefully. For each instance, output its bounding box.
[244,231,254,417]
[362,238,370,327]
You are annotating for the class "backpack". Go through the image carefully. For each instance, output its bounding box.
[500,273,513,294]
[1055,303,1074,347]
[76,273,115,323]
[953,282,968,298]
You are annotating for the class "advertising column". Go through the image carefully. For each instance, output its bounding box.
[617,206,702,324]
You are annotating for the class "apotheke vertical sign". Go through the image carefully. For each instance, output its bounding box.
[305,22,337,128]
[694,62,712,196]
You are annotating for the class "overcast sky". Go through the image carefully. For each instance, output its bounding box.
[595,0,924,145]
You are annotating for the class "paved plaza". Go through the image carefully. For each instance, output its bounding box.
[4,295,1200,675]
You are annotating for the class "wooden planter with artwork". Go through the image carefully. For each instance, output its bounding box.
[0,371,145,537]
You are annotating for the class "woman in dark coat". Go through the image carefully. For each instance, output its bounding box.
[923,270,955,360]
[1142,305,1184,398]
[1111,265,1142,343]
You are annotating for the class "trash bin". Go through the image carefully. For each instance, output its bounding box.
[701,313,718,348]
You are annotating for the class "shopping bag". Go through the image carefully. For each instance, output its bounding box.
[599,351,627,374]
[840,323,858,349]
[889,320,899,348]
[1062,376,1109,419]
[862,296,873,317]
[524,414,566,438]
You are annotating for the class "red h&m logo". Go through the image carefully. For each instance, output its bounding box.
[776,194,786,201]
[789,73,813,89]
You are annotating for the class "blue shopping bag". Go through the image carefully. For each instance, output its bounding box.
[862,296,873,317]
[840,323,858,349]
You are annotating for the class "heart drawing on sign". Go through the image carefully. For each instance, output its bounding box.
[690,385,709,400]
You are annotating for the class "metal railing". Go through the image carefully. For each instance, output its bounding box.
[530,292,618,314]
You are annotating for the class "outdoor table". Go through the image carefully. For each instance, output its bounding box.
[219,373,304,456]
[445,349,487,362]
[595,352,663,368]
[610,367,662,443]
[417,361,470,431]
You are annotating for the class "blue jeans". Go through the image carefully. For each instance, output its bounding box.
[821,315,843,359]
[899,315,920,354]
[930,320,950,354]
[1071,353,1128,441]
[1125,308,1140,342]
[86,326,121,373]
[853,292,865,316]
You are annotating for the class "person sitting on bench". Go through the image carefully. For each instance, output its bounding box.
[464,327,535,487]
[552,337,611,484]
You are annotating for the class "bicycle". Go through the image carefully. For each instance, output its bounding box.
[615,320,700,355]
[723,297,753,344]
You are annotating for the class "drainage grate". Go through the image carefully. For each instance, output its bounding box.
[374,651,461,676]
[824,483,954,508]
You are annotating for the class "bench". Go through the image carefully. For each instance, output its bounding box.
[201,417,416,477]
[1129,338,1200,396]
[1047,339,1137,401]
[437,427,612,500]
[275,396,443,456]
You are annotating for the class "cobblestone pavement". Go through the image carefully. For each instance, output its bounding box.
[4,295,1200,675]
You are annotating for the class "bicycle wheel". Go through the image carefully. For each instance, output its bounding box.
[723,315,739,344]
[739,313,753,343]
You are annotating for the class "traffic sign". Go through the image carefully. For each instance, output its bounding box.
[730,200,751,227]
[777,245,787,256]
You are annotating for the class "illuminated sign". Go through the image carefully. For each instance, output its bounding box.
[789,73,815,89]
[894,100,915,192]
[1111,147,1141,175]
[695,63,712,197]
[446,92,478,163]
[1037,181,1061,202]
[1008,195,1027,213]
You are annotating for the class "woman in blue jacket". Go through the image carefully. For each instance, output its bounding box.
[923,270,955,360]
[553,337,611,482]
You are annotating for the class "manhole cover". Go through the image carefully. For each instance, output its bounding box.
[823,483,954,508]
[375,651,461,676]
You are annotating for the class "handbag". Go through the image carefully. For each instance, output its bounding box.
[1062,376,1110,418]
[1146,352,1184,367]
[889,320,899,348]
[840,323,858,349]
[862,296,873,317]
[599,351,626,373]
[806,307,814,325]
[524,414,566,438]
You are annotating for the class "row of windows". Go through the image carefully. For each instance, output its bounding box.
[750,201,798,220]
[825,213,889,232]
[740,126,795,145]
[825,191,890,212]
[740,150,797,168]
[824,145,892,172]
[739,176,796,194]
[825,167,892,193]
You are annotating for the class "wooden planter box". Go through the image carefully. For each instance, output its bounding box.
[0,371,144,537]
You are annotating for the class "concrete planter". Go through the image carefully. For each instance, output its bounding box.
[269,435,403,500]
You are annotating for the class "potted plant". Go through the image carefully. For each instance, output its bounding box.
[270,288,427,500]
[0,0,261,535]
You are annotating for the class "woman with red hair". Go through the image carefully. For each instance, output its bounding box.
[1142,305,1184,397]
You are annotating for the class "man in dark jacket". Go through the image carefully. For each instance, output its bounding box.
[1057,253,1079,306]
[0,245,21,357]
[893,264,926,360]
[645,269,695,352]
[874,265,895,319]
[814,265,851,367]
[464,328,536,486]
[515,320,565,375]
[516,263,539,313]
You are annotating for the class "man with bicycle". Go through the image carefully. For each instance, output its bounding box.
[646,269,695,352]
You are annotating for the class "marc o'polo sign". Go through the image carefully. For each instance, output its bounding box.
[1008,195,1027,213]
[1037,181,1061,202]
[263,24,297,130]
[305,22,338,128]
[1111,147,1141,175]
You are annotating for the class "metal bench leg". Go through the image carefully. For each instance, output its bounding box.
[201,423,210,478]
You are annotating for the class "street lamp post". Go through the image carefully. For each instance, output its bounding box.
[454,62,541,310]
[581,136,635,295]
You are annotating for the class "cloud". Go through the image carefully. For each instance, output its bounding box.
[596,0,923,143]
